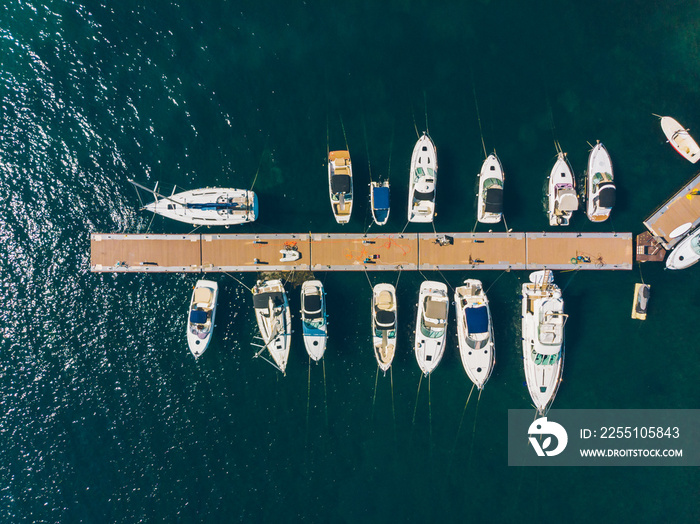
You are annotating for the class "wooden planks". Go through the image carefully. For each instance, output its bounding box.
[419,232,526,270]
[644,172,700,249]
[310,233,418,270]
[91,234,201,272]
[90,232,633,272]
[526,232,633,269]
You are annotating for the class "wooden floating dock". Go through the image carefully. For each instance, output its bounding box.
[91,232,633,272]
[644,171,700,249]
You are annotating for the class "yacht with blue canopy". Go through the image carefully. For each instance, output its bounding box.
[455,279,495,390]
[186,280,219,358]
[370,180,390,226]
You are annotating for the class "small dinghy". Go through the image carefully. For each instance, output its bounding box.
[300,280,327,361]
[408,133,438,223]
[370,180,390,226]
[187,280,219,358]
[660,116,700,163]
[328,150,354,224]
[548,152,578,226]
[631,283,650,320]
[477,154,504,224]
[414,281,449,376]
[372,283,397,373]
[586,142,616,222]
[665,224,700,270]
[454,279,495,390]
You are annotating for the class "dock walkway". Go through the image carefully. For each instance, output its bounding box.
[91,232,633,272]
[644,171,700,249]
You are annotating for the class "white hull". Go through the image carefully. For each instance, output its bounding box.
[328,150,353,224]
[408,134,438,223]
[666,224,700,270]
[414,281,449,375]
[661,116,700,163]
[187,280,219,358]
[586,142,615,222]
[372,283,397,372]
[300,280,327,361]
[145,188,257,226]
[370,180,390,226]
[454,280,495,390]
[252,280,292,374]
[548,152,578,226]
[521,270,565,415]
[477,154,504,224]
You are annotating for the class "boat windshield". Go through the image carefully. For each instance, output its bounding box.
[413,167,435,182]
[690,234,700,255]
[531,349,561,365]
[465,333,489,350]
[375,329,397,338]
[303,318,325,330]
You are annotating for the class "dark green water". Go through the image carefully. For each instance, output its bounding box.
[2,0,699,521]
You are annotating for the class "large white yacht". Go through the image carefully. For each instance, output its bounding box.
[371,283,397,373]
[414,281,449,375]
[521,270,566,415]
[454,279,495,390]
[666,224,700,270]
[408,133,438,223]
[130,180,258,226]
[252,279,292,374]
[186,280,219,359]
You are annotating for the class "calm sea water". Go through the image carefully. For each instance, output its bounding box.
[2,0,700,522]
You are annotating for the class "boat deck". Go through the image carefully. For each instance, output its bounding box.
[91,232,633,272]
[643,171,700,249]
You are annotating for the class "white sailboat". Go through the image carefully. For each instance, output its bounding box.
[328,150,353,224]
[129,179,258,226]
[666,224,700,270]
[476,154,504,224]
[414,281,449,376]
[371,283,397,373]
[454,279,495,390]
[521,270,566,415]
[586,142,615,222]
[252,279,292,374]
[186,280,219,359]
[660,116,700,163]
[547,152,578,226]
[300,280,327,361]
[370,180,391,226]
[408,133,438,223]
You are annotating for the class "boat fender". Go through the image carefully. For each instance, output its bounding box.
[571,257,578,264]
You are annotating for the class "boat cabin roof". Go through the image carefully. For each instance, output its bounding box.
[194,287,213,304]
[415,189,435,201]
[598,186,616,208]
[373,186,390,209]
[424,298,448,327]
[303,294,323,318]
[189,309,208,324]
[484,186,503,213]
[557,189,578,211]
[253,291,285,309]
[465,305,489,334]
[375,309,396,328]
[331,174,351,193]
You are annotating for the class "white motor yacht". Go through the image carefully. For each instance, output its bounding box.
[454,279,495,390]
[547,152,578,226]
[521,270,566,415]
[371,283,397,373]
[414,281,449,375]
[477,154,504,224]
[186,280,219,358]
[328,150,353,224]
[300,280,327,361]
[408,133,438,223]
[586,142,615,222]
[666,224,700,270]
